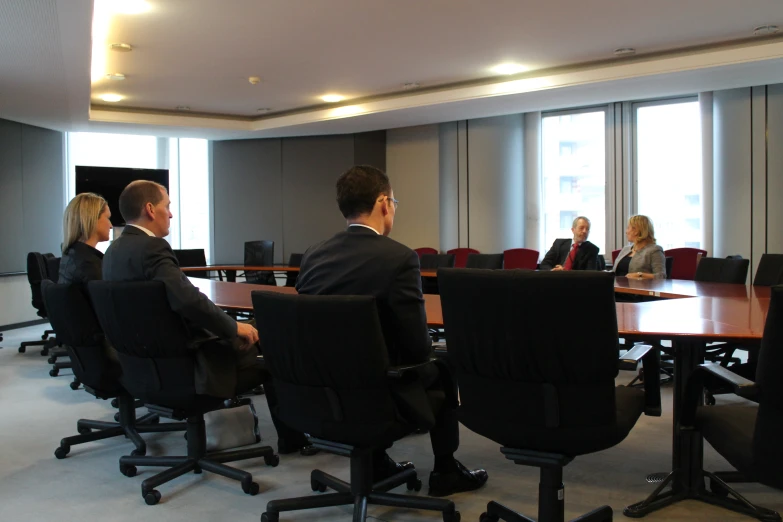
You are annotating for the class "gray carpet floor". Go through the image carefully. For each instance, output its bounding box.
[0,324,779,522]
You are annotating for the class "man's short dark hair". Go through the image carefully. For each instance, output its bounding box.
[335,165,391,219]
[118,180,166,223]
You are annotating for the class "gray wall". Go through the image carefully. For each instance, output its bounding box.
[212,131,386,264]
[0,118,64,274]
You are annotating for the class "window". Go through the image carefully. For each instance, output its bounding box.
[66,133,211,261]
[635,100,702,251]
[542,110,606,254]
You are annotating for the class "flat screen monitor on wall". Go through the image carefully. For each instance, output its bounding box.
[75,166,169,226]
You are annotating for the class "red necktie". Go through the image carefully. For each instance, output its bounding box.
[563,243,579,271]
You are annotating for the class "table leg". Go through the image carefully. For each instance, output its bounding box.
[227,269,236,283]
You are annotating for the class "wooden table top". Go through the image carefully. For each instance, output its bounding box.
[189,278,770,342]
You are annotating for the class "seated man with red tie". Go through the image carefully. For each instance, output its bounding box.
[539,216,600,271]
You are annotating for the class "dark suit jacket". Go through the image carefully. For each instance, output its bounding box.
[103,225,241,397]
[59,241,103,285]
[296,226,431,367]
[539,239,600,271]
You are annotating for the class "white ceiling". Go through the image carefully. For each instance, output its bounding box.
[1,0,782,139]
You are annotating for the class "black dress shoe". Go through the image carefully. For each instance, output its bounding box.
[278,439,320,456]
[373,455,415,483]
[428,460,488,497]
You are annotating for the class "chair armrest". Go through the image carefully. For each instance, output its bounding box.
[681,363,759,427]
[387,361,434,380]
[432,341,448,359]
[618,343,653,371]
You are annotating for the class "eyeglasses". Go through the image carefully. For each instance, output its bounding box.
[387,196,399,209]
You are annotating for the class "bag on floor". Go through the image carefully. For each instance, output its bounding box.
[204,402,261,451]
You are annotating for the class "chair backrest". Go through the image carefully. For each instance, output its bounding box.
[173,248,208,279]
[466,253,504,269]
[41,281,122,394]
[753,254,783,286]
[419,254,456,270]
[438,269,619,439]
[244,240,275,285]
[503,248,539,270]
[447,248,480,268]
[611,249,621,265]
[46,256,61,283]
[414,247,438,257]
[26,252,54,317]
[285,253,304,287]
[694,257,749,284]
[664,247,708,280]
[597,255,607,271]
[752,285,783,488]
[252,291,404,446]
[88,281,198,407]
[665,256,674,280]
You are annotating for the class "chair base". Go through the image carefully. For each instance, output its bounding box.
[18,336,56,355]
[119,415,278,505]
[262,439,458,522]
[623,469,781,522]
[487,448,612,522]
[54,395,186,459]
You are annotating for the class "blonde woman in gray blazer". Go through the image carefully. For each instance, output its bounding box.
[613,215,666,280]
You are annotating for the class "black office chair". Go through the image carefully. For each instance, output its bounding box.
[465,253,504,269]
[438,269,661,522]
[173,248,208,279]
[285,253,303,288]
[419,254,455,296]
[597,256,606,271]
[88,281,278,505]
[244,240,276,285]
[19,252,57,354]
[252,291,460,522]
[41,280,185,459]
[665,257,674,280]
[674,285,783,521]
[694,257,749,284]
[754,254,783,286]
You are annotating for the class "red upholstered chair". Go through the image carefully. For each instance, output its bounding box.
[447,248,480,268]
[414,247,438,257]
[503,248,539,270]
[611,249,621,265]
[664,248,708,280]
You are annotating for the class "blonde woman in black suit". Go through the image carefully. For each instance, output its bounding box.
[613,215,666,280]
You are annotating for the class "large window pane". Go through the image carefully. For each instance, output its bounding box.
[178,139,211,263]
[542,111,606,255]
[636,101,702,250]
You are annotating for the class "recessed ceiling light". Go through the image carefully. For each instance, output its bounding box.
[401,82,420,90]
[110,43,133,52]
[175,106,191,111]
[490,63,528,75]
[99,94,123,102]
[321,94,345,103]
[614,47,636,56]
[248,76,261,85]
[754,25,779,36]
[257,108,272,113]
[113,0,151,14]
[105,73,126,81]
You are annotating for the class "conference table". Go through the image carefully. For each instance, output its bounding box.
[182,265,299,283]
[188,275,769,518]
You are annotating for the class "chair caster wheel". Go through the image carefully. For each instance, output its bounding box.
[130,448,146,457]
[242,481,260,495]
[111,398,119,408]
[709,479,730,498]
[407,478,422,491]
[311,478,327,492]
[54,446,70,459]
[77,426,91,435]
[479,513,499,522]
[49,369,59,377]
[444,511,461,522]
[70,381,80,390]
[114,412,121,422]
[48,357,56,364]
[264,454,280,467]
[18,346,26,353]
[120,463,137,477]
[261,512,279,522]
[143,490,161,505]
[252,385,265,395]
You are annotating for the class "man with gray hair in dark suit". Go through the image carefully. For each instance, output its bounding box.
[539,215,600,271]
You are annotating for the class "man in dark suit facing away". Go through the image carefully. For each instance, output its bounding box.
[539,215,600,271]
[103,180,314,455]
[296,165,488,497]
